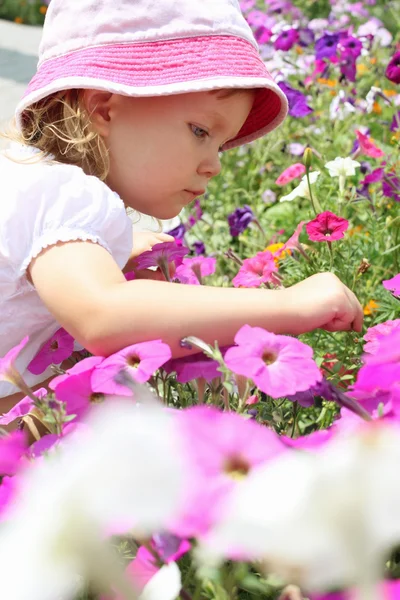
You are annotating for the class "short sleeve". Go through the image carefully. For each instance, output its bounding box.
[0,158,133,277]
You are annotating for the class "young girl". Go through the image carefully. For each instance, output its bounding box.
[0,0,363,409]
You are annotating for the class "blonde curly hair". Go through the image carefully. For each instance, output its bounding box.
[2,89,110,181]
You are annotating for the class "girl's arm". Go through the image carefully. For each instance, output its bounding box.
[29,240,363,357]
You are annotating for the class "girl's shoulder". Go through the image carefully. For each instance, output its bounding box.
[0,144,133,276]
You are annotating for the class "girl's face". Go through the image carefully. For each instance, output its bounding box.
[103,90,255,219]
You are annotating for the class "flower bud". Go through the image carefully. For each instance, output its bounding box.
[303,147,313,169]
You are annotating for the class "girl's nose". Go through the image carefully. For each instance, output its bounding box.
[198,152,222,179]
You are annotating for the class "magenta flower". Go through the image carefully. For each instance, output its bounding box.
[385,51,400,84]
[175,256,216,285]
[306,211,349,242]
[355,130,385,159]
[383,273,400,298]
[91,340,172,396]
[232,251,279,288]
[355,329,400,393]
[163,351,225,383]
[134,242,188,279]
[51,356,105,420]
[275,163,306,186]
[274,28,299,51]
[0,431,26,475]
[338,36,362,60]
[224,325,322,398]
[27,328,74,375]
[0,336,29,386]
[0,387,47,426]
[170,406,285,537]
[364,319,400,354]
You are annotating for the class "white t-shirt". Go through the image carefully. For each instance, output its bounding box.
[0,146,133,398]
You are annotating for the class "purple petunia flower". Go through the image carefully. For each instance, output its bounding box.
[227,205,254,237]
[274,28,299,51]
[385,51,400,84]
[390,111,400,132]
[167,223,186,240]
[192,241,206,255]
[278,82,313,117]
[382,174,400,202]
[315,32,340,60]
[340,56,357,82]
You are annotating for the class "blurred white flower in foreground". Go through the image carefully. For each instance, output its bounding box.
[0,400,187,600]
[139,563,182,600]
[279,171,320,202]
[199,424,400,592]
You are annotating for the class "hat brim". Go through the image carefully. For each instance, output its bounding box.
[16,35,288,149]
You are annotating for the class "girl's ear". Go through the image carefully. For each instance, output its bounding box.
[82,89,114,138]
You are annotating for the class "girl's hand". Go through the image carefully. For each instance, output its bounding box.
[283,272,364,334]
[129,231,175,259]
[123,231,175,275]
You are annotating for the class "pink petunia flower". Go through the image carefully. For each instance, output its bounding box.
[0,476,19,522]
[306,211,349,242]
[175,256,217,285]
[170,406,285,537]
[0,431,26,475]
[364,319,400,354]
[103,537,189,600]
[224,325,322,398]
[91,340,172,396]
[134,242,188,271]
[0,387,47,426]
[163,352,222,383]
[232,251,280,288]
[51,356,105,420]
[27,328,74,375]
[275,163,306,186]
[355,130,385,158]
[383,273,400,298]
[0,336,29,386]
[355,329,400,394]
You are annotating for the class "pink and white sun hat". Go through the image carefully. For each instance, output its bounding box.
[16,0,288,150]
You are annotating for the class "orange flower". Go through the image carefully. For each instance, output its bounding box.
[39,5,47,14]
[14,16,23,23]
[372,101,382,115]
[348,225,363,237]
[317,78,337,88]
[363,300,379,316]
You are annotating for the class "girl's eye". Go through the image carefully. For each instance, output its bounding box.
[190,124,208,139]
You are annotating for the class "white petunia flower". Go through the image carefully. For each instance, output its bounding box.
[366,86,382,113]
[325,157,361,179]
[279,171,320,202]
[0,400,187,600]
[329,90,356,121]
[199,424,400,592]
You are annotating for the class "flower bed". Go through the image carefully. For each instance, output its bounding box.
[0,0,48,25]
[0,0,400,599]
